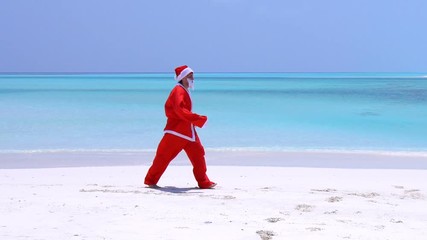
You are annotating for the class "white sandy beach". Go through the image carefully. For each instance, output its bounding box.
[1,150,427,240]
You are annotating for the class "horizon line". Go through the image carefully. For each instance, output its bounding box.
[1,71,426,75]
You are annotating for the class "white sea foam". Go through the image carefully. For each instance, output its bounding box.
[2,147,427,158]
[206,147,427,157]
[0,148,157,154]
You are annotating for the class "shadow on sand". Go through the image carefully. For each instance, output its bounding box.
[150,186,203,194]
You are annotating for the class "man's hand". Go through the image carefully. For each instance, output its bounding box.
[195,115,208,128]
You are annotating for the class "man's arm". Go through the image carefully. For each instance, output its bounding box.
[172,90,207,128]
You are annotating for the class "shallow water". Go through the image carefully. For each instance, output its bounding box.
[1,73,426,153]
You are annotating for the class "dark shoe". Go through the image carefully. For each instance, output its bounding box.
[146,184,161,189]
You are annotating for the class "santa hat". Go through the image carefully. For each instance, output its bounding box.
[174,65,193,81]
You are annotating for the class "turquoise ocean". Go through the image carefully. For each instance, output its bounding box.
[1,73,426,154]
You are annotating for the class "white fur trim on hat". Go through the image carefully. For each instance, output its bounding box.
[175,67,193,81]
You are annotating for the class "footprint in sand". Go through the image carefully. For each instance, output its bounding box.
[265,217,283,223]
[348,192,380,198]
[295,204,315,212]
[324,210,338,215]
[306,227,323,232]
[199,194,236,200]
[402,189,424,200]
[326,196,343,203]
[375,225,385,230]
[259,187,276,192]
[256,230,275,240]
[392,186,425,200]
[80,188,145,194]
[311,188,337,193]
[390,218,404,224]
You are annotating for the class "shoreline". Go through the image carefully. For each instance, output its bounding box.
[2,147,427,156]
[1,149,427,169]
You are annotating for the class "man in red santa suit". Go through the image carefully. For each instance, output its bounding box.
[144,65,216,189]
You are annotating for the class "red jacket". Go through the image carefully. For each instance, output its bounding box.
[163,84,207,141]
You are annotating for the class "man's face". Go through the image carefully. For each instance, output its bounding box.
[186,72,194,81]
[182,72,194,89]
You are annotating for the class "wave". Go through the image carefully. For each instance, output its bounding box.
[2,147,427,157]
[0,149,157,154]
[205,147,427,157]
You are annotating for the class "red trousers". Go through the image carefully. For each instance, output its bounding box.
[144,133,213,188]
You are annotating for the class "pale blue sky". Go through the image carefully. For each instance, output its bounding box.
[1,0,426,73]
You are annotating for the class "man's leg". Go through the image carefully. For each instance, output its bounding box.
[144,134,186,186]
[184,135,215,189]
